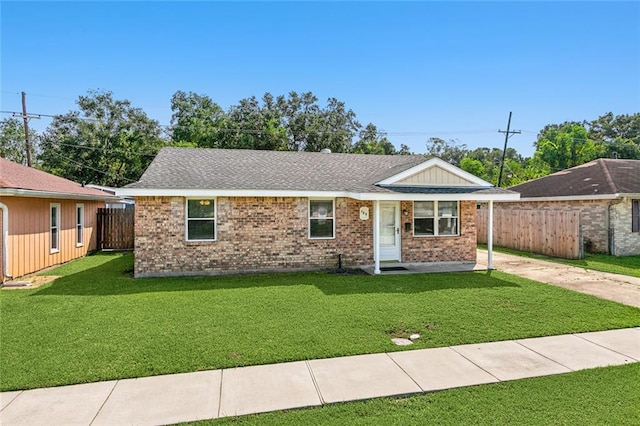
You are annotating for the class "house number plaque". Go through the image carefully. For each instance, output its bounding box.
[359,206,369,220]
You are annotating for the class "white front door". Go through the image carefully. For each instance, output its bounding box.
[379,201,401,261]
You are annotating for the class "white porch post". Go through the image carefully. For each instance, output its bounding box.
[373,200,381,274]
[487,200,494,270]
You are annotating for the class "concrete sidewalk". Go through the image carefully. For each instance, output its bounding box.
[2,328,638,426]
[476,249,640,308]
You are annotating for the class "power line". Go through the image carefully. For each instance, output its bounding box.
[55,153,138,184]
[54,141,159,157]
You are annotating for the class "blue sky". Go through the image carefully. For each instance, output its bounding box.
[2,1,639,157]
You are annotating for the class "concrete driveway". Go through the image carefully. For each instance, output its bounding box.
[476,249,640,308]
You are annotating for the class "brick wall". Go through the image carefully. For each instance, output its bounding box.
[401,201,477,263]
[610,199,640,256]
[134,197,479,277]
[494,200,611,253]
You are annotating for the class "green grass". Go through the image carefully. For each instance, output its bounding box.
[479,244,640,278]
[189,363,640,425]
[1,253,638,391]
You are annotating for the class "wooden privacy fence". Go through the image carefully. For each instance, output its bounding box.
[477,208,582,259]
[97,208,134,250]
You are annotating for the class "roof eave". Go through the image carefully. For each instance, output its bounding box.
[0,188,120,201]
[117,188,520,202]
[502,194,624,202]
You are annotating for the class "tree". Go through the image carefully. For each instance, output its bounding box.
[586,112,640,159]
[533,122,602,171]
[0,118,38,165]
[424,138,469,166]
[169,90,362,153]
[397,144,413,155]
[351,123,396,155]
[170,91,226,148]
[221,94,288,151]
[39,90,164,186]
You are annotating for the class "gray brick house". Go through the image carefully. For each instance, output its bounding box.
[119,148,518,277]
[502,159,640,256]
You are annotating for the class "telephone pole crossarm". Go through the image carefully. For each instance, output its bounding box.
[497,111,521,187]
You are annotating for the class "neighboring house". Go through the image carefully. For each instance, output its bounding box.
[0,158,117,281]
[86,184,135,209]
[118,148,518,278]
[501,158,640,256]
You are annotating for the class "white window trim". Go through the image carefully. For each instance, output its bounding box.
[76,203,84,247]
[50,203,61,254]
[185,198,217,242]
[413,200,460,237]
[308,198,336,240]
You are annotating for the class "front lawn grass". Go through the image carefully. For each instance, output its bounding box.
[480,244,640,278]
[1,253,638,391]
[192,363,640,425]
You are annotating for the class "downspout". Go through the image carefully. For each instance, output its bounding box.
[0,202,12,280]
[373,200,381,274]
[487,200,494,270]
[607,197,623,255]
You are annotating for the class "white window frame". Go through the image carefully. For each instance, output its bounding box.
[76,203,84,247]
[413,200,460,237]
[50,203,61,253]
[185,198,217,242]
[308,198,335,240]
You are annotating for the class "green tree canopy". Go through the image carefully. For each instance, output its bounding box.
[39,90,165,187]
[351,123,397,155]
[425,138,469,167]
[533,122,602,172]
[0,117,38,165]
[170,90,225,148]
[586,112,640,159]
[169,90,362,153]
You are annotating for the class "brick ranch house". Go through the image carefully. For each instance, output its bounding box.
[118,148,519,278]
[500,158,640,256]
[0,158,117,281]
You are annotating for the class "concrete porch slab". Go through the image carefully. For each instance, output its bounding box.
[576,328,640,360]
[362,261,476,275]
[517,334,634,371]
[308,353,422,403]
[92,371,221,426]
[0,380,116,426]
[219,361,321,417]
[388,347,499,391]
[452,341,570,381]
[0,391,22,411]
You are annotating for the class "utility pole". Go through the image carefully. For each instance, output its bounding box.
[15,92,40,167]
[497,111,521,187]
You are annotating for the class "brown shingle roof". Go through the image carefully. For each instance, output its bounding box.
[127,147,431,192]
[0,157,113,198]
[509,159,640,198]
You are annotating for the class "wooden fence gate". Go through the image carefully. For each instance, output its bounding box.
[97,208,134,250]
[477,208,582,259]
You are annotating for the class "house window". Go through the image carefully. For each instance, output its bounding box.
[633,200,639,233]
[309,199,335,239]
[50,203,60,253]
[413,201,459,236]
[76,204,84,247]
[413,201,435,236]
[186,199,216,241]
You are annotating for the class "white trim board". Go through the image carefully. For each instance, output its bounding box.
[117,188,520,202]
